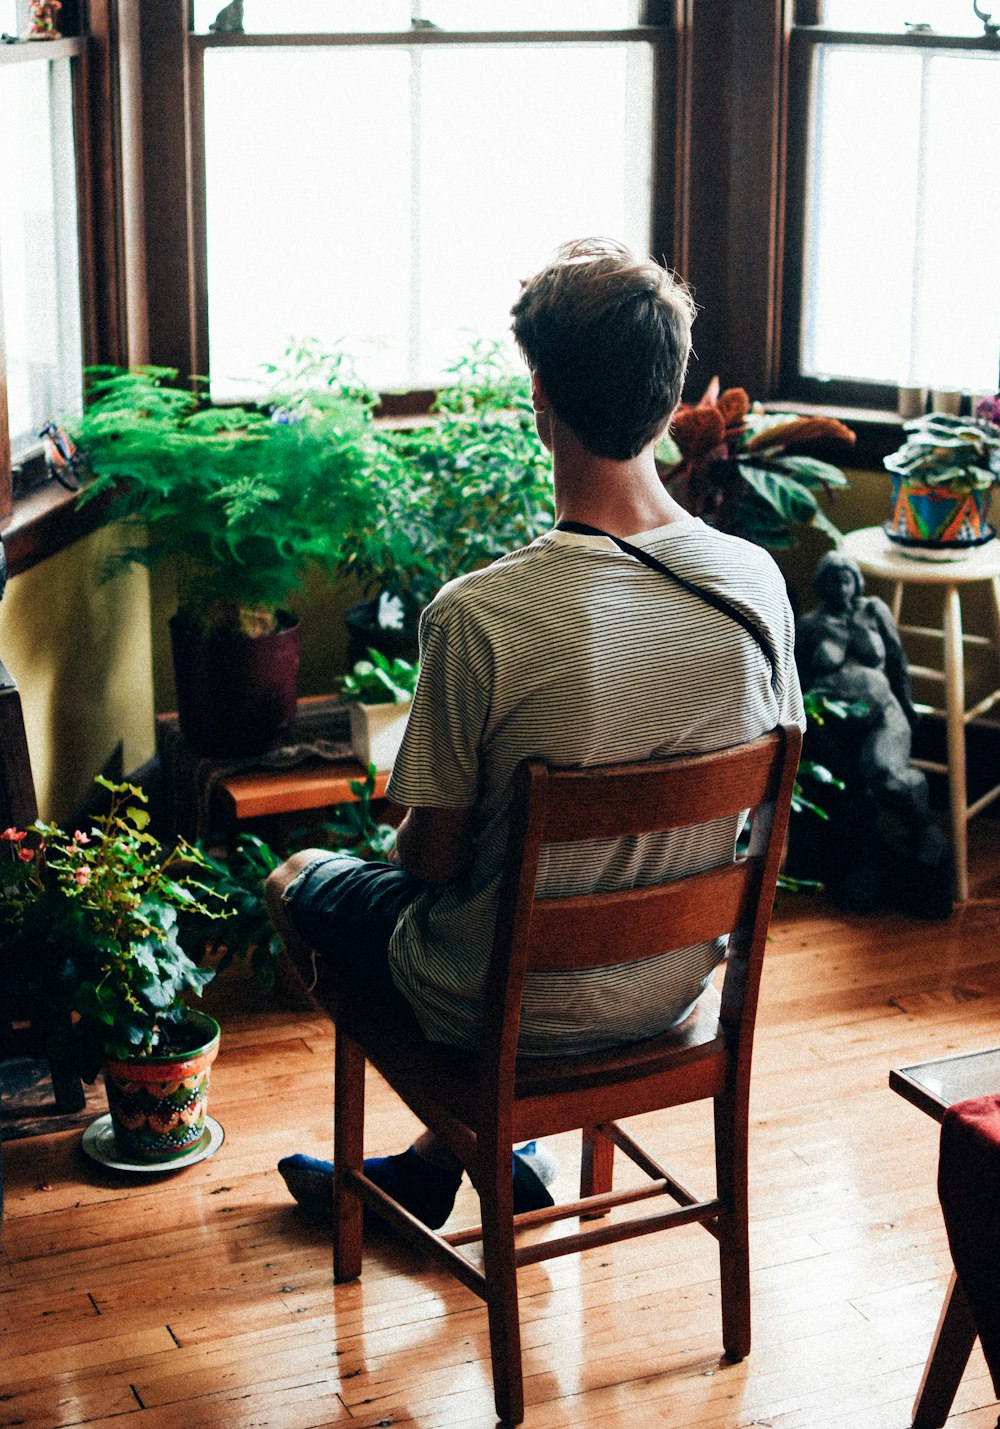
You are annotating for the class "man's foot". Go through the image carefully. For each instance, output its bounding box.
[278,1142,557,1229]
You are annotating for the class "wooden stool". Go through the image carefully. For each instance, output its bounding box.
[843,527,1000,902]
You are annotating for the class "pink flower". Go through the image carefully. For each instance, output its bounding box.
[18,848,34,862]
[74,866,91,886]
[73,830,91,845]
[1,827,26,842]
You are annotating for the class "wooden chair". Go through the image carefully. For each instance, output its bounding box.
[326,723,802,1424]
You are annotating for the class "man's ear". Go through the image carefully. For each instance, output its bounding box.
[531,371,549,412]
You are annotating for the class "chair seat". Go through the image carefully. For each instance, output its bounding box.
[336,982,726,1140]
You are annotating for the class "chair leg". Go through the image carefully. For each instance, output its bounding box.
[333,1030,365,1284]
[715,1092,751,1361]
[478,1133,525,1426]
[580,1125,615,1219]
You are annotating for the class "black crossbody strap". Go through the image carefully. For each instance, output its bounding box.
[555,519,779,692]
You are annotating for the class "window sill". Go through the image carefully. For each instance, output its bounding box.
[0,482,112,578]
[766,401,903,469]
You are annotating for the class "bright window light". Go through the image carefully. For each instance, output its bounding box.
[0,57,83,457]
[821,1,984,34]
[203,41,653,396]
[192,1,640,34]
[801,44,1000,392]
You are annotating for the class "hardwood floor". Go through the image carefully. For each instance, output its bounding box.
[2,823,999,1428]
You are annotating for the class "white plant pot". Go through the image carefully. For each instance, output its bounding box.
[348,700,412,771]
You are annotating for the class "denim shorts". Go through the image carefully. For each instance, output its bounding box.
[282,852,425,1024]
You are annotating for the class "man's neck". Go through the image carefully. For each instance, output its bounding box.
[550,423,690,539]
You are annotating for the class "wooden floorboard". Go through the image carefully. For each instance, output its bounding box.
[2,821,999,1427]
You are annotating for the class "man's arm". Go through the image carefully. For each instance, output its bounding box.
[391,804,474,885]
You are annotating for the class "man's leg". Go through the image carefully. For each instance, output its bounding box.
[266,852,556,1229]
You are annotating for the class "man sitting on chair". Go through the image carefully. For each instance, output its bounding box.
[269,237,805,1228]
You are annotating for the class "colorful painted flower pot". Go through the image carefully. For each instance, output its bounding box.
[103,1010,221,1163]
[885,477,995,551]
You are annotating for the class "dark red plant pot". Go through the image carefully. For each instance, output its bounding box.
[169,610,301,757]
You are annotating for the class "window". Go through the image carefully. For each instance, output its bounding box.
[783,8,1000,408]
[192,4,663,398]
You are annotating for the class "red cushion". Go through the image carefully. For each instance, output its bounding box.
[938,1093,1000,1396]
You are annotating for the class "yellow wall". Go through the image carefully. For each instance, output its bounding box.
[4,466,998,824]
[0,528,155,822]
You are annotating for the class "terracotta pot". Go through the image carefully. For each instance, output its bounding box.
[169,610,300,756]
[103,1010,221,1164]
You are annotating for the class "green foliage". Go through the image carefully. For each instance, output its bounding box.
[183,834,284,992]
[0,780,230,1079]
[73,351,380,634]
[779,691,869,892]
[341,648,419,705]
[340,341,555,624]
[884,412,1000,494]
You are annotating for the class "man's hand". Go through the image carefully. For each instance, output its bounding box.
[393,805,474,885]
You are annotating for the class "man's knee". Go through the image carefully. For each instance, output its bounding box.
[264,849,329,936]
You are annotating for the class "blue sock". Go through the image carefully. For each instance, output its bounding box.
[278,1141,556,1229]
[278,1148,461,1230]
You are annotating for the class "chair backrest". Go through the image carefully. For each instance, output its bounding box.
[0,656,38,832]
[483,723,802,1078]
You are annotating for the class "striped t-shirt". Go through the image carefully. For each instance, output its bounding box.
[385,518,805,1055]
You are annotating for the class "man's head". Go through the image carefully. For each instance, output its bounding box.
[510,237,695,461]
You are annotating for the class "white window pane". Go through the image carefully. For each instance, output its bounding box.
[203,48,412,396]
[914,55,1000,390]
[427,1,641,30]
[821,1,982,34]
[801,45,1000,392]
[0,57,83,457]
[203,42,653,394]
[193,1,410,34]
[417,44,652,381]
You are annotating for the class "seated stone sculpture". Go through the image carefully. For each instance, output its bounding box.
[792,549,951,916]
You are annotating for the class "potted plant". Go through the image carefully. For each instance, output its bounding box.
[341,648,419,771]
[339,342,555,659]
[0,778,231,1164]
[883,400,1000,552]
[657,378,855,549]
[72,351,379,756]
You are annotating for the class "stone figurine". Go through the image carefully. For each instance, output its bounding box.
[792,549,951,916]
[209,0,244,33]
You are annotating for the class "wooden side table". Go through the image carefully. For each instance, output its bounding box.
[843,527,1000,901]
[890,1047,1000,1428]
[156,695,391,845]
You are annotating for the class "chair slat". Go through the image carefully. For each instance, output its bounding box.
[538,738,780,843]
[526,860,754,970]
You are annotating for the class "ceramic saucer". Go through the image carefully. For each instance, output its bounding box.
[81,1113,224,1172]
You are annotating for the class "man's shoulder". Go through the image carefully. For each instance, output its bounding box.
[425,537,553,615]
